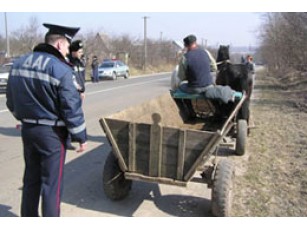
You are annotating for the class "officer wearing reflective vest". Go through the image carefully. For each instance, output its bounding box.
[6,23,87,217]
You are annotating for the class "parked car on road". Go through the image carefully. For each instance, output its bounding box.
[98,60,129,80]
[0,63,13,92]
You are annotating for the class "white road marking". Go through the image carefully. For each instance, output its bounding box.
[0,73,170,98]
[0,109,9,113]
[0,74,170,114]
[86,77,168,96]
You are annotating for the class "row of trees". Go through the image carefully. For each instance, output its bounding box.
[0,17,178,71]
[8,14,304,74]
[258,12,307,74]
[78,32,177,69]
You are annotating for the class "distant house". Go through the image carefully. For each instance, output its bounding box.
[86,33,111,62]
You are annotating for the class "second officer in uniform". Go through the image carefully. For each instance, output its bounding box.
[66,40,86,150]
[68,39,86,99]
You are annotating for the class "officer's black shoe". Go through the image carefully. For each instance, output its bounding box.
[67,144,76,150]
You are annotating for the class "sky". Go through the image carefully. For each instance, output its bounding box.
[0,0,305,49]
[1,12,263,47]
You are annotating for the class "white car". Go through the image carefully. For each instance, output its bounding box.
[0,63,12,91]
[98,60,129,80]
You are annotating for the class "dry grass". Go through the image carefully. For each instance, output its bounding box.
[129,64,174,76]
[231,69,307,216]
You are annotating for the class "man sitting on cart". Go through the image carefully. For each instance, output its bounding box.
[178,35,214,94]
[173,34,240,120]
[175,34,214,119]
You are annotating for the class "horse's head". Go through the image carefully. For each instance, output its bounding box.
[216,45,230,63]
[215,45,251,122]
[216,45,249,92]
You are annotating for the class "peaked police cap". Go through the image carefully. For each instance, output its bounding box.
[43,23,80,42]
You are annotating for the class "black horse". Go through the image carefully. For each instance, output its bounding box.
[216,45,252,122]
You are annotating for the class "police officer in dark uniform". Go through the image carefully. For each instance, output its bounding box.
[91,56,99,83]
[68,40,86,98]
[66,40,86,150]
[6,23,87,217]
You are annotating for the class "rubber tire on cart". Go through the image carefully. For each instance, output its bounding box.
[211,159,235,217]
[103,152,132,200]
[235,119,248,156]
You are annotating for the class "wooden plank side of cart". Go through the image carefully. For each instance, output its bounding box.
[100,117,221,187]
[99,91,247,187]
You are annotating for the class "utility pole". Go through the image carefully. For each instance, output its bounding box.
[143,16,149,72]
[201,38,207,49]
[4,12,10,58]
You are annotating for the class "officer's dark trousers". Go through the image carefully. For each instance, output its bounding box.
[21,124,68,217]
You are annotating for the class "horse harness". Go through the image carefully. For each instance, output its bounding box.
[216,59,231,73]
[216,59,231,66]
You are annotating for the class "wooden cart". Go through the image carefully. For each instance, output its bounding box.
[99,92,247,216]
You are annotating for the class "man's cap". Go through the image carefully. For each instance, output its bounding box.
[183,34,197,47]
[70,40,84,52]
[43,23,80,42]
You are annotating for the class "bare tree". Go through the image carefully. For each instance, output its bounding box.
[0,34,5,51]
[10,17,43,56]
[4,16,175,72]
[259,12,307,75]
[0,34,7,64]
[80,31,176,71]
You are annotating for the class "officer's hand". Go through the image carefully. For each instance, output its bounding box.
[80,93,85,101]
[76,142,87,153]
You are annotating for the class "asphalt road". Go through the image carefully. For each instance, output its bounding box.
[0,73,211,217]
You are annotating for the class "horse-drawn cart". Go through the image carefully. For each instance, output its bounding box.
[99,92,247,216]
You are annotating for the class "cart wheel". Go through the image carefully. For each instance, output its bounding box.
[235,119,247,156]
[211,159,235,217]
[103,152,132,200]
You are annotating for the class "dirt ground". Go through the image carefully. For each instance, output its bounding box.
[231,69,307,216]
[108,71,307,216]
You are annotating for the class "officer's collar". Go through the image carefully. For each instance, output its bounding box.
[33,43,70,65]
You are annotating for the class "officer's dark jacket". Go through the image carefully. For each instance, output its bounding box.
[184,48,212,88]
[68,55,86,93]
[6,44,87,143]
[91,59,99,77]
